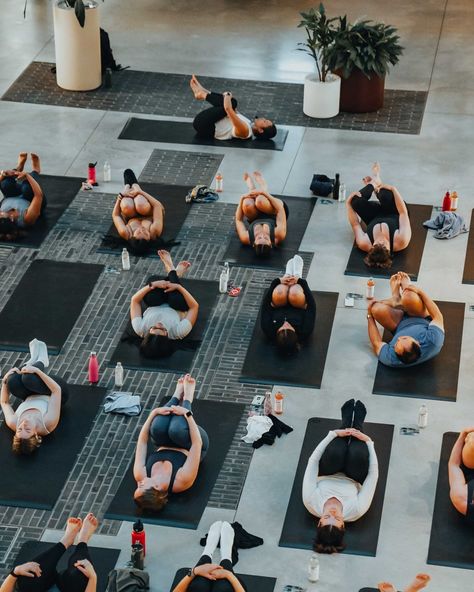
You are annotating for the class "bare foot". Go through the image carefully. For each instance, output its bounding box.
[378,584,396,592]
[405,574,431,592]
[61,517,82,548]
[190,74,209,100]
[183,374,196,403]
[372,162,381,182]
[398,271,411,292]
[16,152,28,172]
[77,513,98,544]
[362,176,372,186]
[174,375,185,400]
[176,261,191,278]
[389,273,401,301]
[30,153,41,174]
[243,172,255,191]
[253,171,268,192]
[158,250,174,273]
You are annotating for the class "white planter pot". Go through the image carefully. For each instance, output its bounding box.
[53,0,101,91]
[303,72,341,119]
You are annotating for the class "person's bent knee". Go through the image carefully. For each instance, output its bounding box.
[255,194,271,212]
[271,284,289,306]
[401,289,424,315]
[288,285,305,308]
[242,198,257,217]
[370,302,387,321]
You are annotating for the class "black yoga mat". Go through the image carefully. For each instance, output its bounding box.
[344,204,432,280]
[240,291,338,388]
[222,195,316,270]
[372,301,465,401]
[13,541,120,592]
[105,398,245,529]
[0,385,106,510]
[119,117,289,151]
[97,183,191,256]
[0,259,104,355]
[427,432,474,570]
[0,174,82,249]
[462,210,474,284]
[279,417,394,556]
[171,568,276,592]
[109,278,219,373]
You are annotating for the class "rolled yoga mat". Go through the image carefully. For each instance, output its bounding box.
[104,398,245,529]
[279,417,394,556]
[119,117,289,151]
[171,568,276,592]
[240,291,338,389]
[0,385,106,510]
[372,301,465,402]
[108,278,219,374]
[344,204,432,280]
[0,259,104,355]
[0,174,82,249]
[222,195,316,270]
[13,541,120,592]
[427,432,474,570]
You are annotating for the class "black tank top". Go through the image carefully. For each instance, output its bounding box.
[462,464,474,524]
[146,449,187,493]
[367,215,399,255]
[248,218,275,247]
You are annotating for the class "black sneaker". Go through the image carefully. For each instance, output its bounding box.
[123,168,138,186]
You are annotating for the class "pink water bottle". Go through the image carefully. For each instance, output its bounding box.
[88,162,98,186]
[88,352,99,384]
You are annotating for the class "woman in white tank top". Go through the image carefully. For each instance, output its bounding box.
[1,365,66,456]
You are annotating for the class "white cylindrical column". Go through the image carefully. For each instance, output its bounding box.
[53,0,101,91]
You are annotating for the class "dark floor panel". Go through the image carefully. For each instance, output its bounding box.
[138,149,224,186]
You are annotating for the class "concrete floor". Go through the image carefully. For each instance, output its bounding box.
[2,0,474,590]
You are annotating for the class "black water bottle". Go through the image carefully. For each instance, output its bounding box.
[333,173,340,200]
[104,68,112,89]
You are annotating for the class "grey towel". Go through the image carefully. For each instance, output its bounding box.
[104,391,141,416]
[423,211,468,239]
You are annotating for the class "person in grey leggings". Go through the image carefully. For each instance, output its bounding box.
[133,374,209,512]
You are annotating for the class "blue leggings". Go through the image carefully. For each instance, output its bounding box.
[150,396,209,460]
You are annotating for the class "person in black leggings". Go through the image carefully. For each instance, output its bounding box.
[346,162,411,269]
[130,250,198,358]
[448,427,474,524]
[1,515,98,592]
[172,521,246,592]
[189,75,276,142]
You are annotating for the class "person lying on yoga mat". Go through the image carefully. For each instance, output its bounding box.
[0,153,46,241]
[346,162,411,269]
[367,272,445,367]
[172,521,246,592]
[1,343,69,455]
[0,513,99,592]
[448,426,474,523]
[133,374,209,512]
[190,74,277,142]
[112,168,165,256]
[378,573,431,592]
[235,171,288,257]
[260,255,316,355]
[130,250,197,358]
[302,399,379,554]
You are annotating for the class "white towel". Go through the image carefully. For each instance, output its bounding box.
[242,415,273,443]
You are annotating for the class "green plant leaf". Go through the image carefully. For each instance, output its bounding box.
[75,0,86,27]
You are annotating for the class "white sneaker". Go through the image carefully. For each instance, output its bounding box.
[25,338,49,368]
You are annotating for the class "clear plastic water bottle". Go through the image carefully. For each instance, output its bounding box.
[103,161,111,182]
[219,269,228,293]
[114,362,124,388]
[307,553,320,582]
[215,172,223,192]
[339,182,346,202]
[121,248,131,270]
[418,404,428,428]
[223,261,230,282]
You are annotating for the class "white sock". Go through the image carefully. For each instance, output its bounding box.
[285,257,295,276]
[25,339,49,368]
[202,520,222,558]
[219,521,235,563]
[292,254,304,278]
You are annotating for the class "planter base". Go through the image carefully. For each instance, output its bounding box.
[336,68,385,113]
[303,73,340,119]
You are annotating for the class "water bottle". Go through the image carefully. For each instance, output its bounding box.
[131,519,146,556]
[263,391,273,416]
[274,392,284,415]
[121,248,131,270]
[215,172,223,192]
[339,182,346,202]
[219,269,228,293]
[103,161,111,182]
[366,278,375,300]
[88,162,98,186]
[88,352,99,384]
[104,68,112,89]
[223,261,230,282]
[333,173,340,201]
[114,362,124,388]
[131,543,144,570]
[307,553,320,582]
[418,404,428,428]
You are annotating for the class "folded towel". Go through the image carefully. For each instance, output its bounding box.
[104,391,141,416]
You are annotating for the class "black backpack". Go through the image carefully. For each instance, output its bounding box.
[105,568,149,591]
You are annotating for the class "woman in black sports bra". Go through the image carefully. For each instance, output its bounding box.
[448,427,474,523]
[235,171,288,257]
[133,374,209,512]
[346,163,411,269]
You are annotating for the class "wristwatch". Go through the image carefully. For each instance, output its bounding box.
[367,313,372,319]
[187,568,194,577]
[186,410,193,418]
[10,568,18,578]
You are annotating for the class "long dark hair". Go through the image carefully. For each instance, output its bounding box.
[314,524,346,554]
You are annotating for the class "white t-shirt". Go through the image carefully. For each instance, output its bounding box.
[131,304,192,340]
[214,113,252,141]
[16,395,50,421]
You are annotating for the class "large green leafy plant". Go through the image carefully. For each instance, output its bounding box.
[327,17,404,79]
[297,4,338,82]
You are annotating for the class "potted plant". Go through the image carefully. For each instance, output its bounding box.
[327,17,404,113]
[297,4,341,119]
